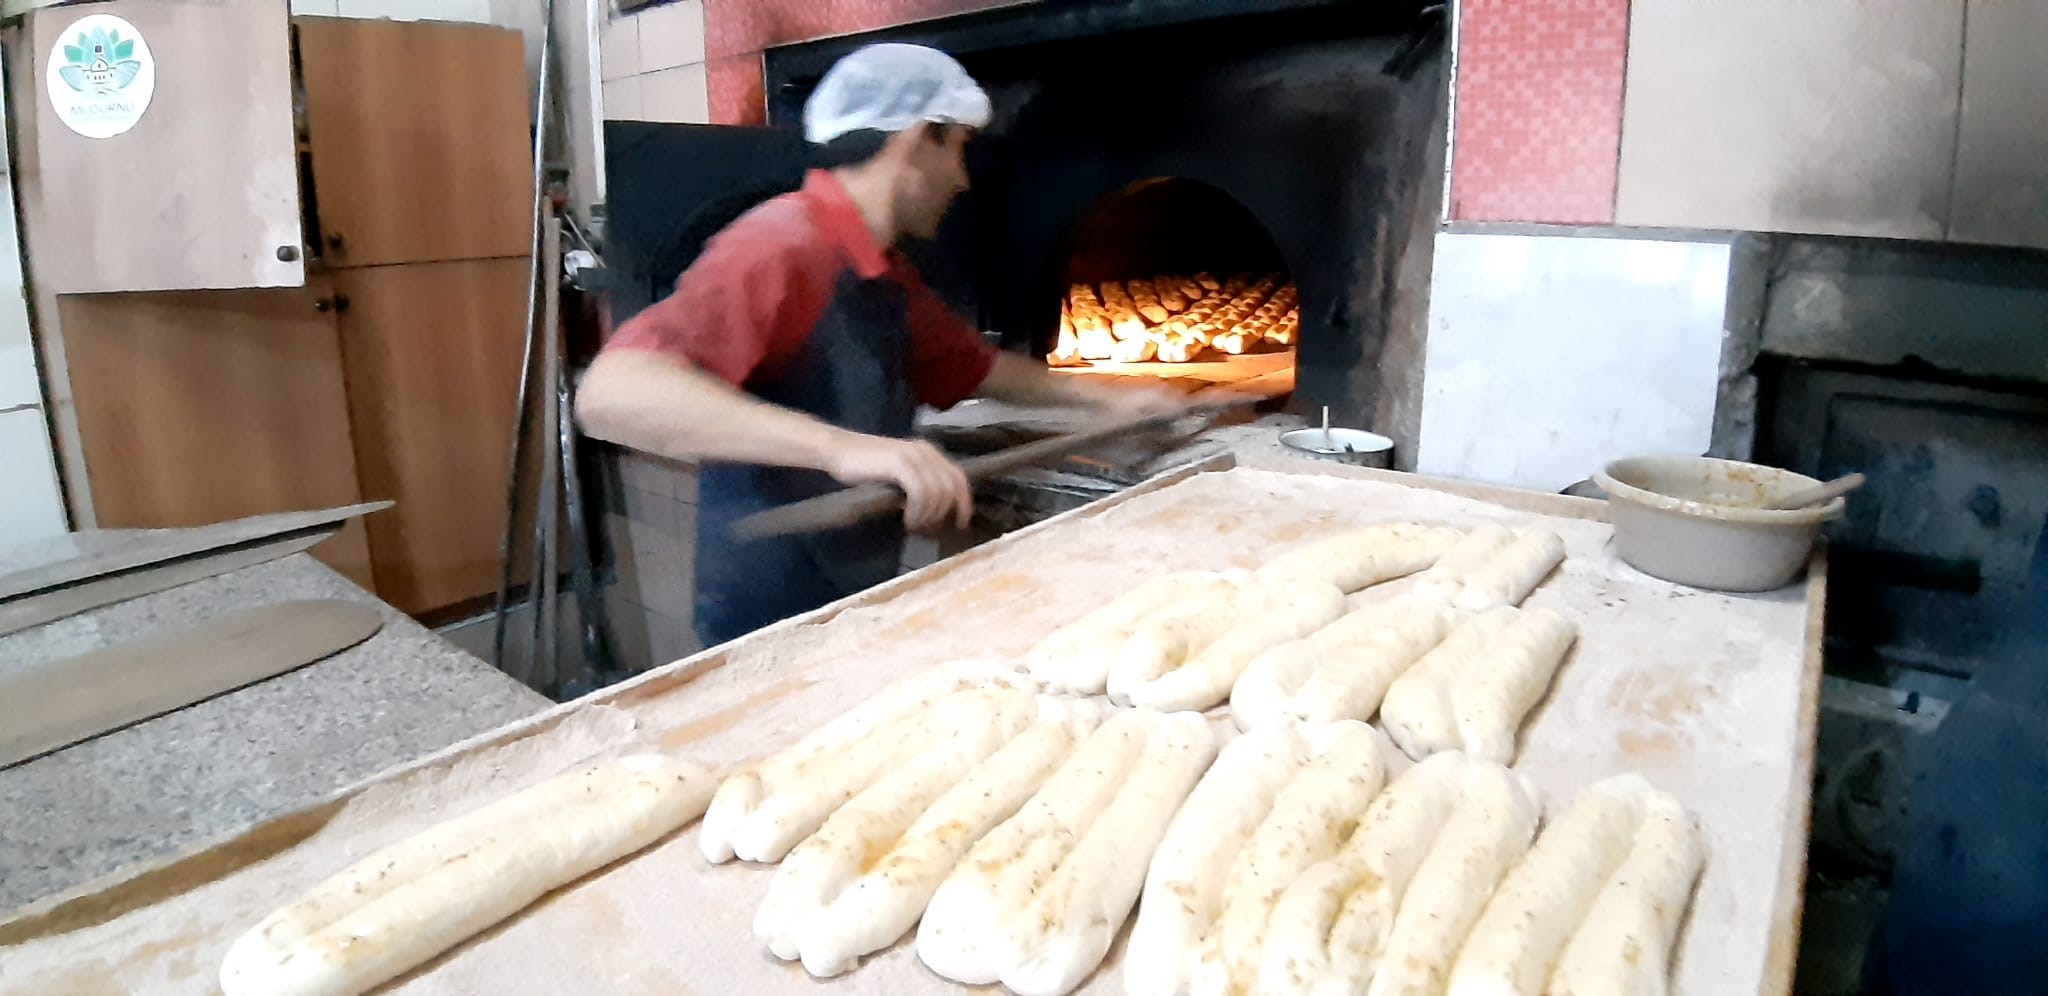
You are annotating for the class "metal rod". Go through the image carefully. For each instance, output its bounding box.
[491,0,559,674]
[557,349,611,693]
[531,212,565,695]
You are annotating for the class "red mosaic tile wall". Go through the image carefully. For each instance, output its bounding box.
[703,0,1025,125]
[707,53,768,126]
[1450,0,1631,224]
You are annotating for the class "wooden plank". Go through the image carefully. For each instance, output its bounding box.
[296,17,531,267]
[332,257,530,615]
[56,285,379,591]
[731,404,1247,539]
[0,524,341,637]
[0,503,386,602]
[0,463,1822,996]
[1762,550,1829,995]
[1051,347,1294,384]
[0,599,384,767]
[18,0,303,292]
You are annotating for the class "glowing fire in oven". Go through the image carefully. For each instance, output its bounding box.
[1049,272,1299,366]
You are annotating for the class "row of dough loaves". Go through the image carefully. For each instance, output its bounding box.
[220,660,1702,996]
[1024,521,1575,764]
[1130,728,1705,996]
[705,661,1217,992]
[721,666,1704,995]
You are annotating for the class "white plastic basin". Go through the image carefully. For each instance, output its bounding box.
[1594,455,1845,592]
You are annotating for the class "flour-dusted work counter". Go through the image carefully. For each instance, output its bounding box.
[0,553,548,912]
[0,463,1822,995]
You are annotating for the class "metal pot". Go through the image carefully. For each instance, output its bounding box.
[1279,427,1394,469]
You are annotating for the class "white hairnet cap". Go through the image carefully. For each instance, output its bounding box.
[803,43,991,145]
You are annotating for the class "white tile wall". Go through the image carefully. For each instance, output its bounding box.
[601,75,643,121]
[0,48,64,542]
[1615,0,1963,240]
[636,0,704,72]
[1416,232,1731,493]
[600,1,708,123]
[640,64,709,124]
[600,14,641,80]
[0,408,66,540]
[0,193,36,411]
[601,446,701,669]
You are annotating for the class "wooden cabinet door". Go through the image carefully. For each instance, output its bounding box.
[58,282,376,590]
[333,258,529,616]
[17,0,305,292]
[296,17,531,268]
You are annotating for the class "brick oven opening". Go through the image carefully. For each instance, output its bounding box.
[751,0,1445,432]
[1047,177,1297,392]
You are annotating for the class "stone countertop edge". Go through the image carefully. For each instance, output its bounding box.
[0,552,551,912]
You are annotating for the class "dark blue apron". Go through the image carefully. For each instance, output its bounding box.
[693,270,917,646]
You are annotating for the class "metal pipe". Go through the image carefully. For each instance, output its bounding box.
[558,344,612,694]
[531,212,565,695]
[491,0,560,675]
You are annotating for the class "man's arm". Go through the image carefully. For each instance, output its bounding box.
[974,351,1189,415]
[576,348,972,530]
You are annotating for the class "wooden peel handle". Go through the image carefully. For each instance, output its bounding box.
[727,403,1240,540]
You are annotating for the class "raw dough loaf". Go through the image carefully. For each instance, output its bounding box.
[701,662,1031,863]
[1188,722,1389,996]
[1452,530,1567,612]
[1407,524,1517,602]
[1547,789,1704,996]
[1232,596,1461,730]
[1026,571,1238,695]
[754,687,1038,961]
[1256,751,1470,996]
[219,754,715,996]
[1255,522,1466,593]
[1118,581,1348,712]
[918,709,1216,996]
[1379,607,1577,763]
[1124,726,1307,996]
[762,695,1102,977]
[1104,584,1249,705]
[1366,760,1541,996]
[1446,774,1657,996]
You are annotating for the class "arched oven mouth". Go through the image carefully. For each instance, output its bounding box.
[1051,272,1297,368]
[1045,177,1298,391]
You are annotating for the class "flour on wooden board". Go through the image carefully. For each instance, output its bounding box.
[0,468,1807,996]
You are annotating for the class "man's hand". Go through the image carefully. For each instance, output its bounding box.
[824,433,973,532]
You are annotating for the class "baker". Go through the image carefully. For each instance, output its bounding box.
[577,43,1183,647]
